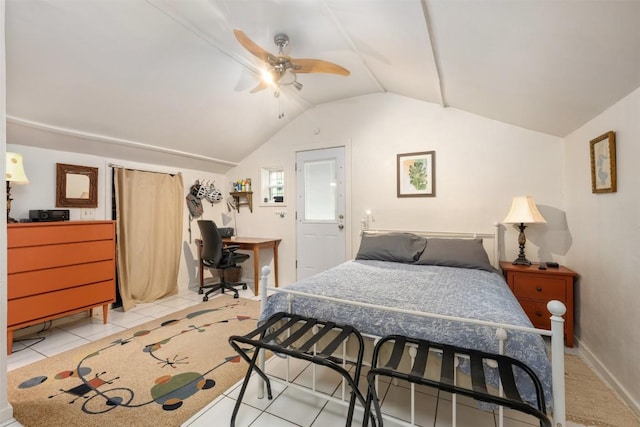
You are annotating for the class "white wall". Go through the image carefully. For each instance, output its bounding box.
[229,93,567,286]
[1,0,14,422]
[564,86,640,414]
[6,141,227,292]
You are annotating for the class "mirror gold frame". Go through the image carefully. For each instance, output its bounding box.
[56,163,98,208]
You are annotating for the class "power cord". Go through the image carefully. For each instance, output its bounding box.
[11,320,52,352]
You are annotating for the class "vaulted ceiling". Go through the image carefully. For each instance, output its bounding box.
[6,0,640,172]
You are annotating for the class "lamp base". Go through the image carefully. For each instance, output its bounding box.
[6,181,16,223]
[512,256,531,266]
[511,223,532,266]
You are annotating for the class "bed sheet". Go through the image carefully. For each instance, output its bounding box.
[261,260,553,408]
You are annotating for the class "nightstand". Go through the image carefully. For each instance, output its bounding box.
[500,261,577,347]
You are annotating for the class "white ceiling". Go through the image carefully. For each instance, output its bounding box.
[6,0,640,171]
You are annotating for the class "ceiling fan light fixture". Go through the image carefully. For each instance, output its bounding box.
[261,69,275,85]
[234,29,350,91]
[233,29,349,118]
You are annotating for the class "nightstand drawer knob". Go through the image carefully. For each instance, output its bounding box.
[536,286,543,292]
[536,311,543,317]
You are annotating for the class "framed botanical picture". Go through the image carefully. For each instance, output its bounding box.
[397,151,435,197]
[590,131,616,193]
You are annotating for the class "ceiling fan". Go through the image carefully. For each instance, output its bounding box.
[233,29,350,96]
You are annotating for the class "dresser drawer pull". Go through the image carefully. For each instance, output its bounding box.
[535,311,543,317]
[536,286,543,292]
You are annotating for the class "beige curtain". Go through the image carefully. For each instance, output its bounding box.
[114,168,184,311]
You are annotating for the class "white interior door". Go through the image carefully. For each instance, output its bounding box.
[296,147,346,280]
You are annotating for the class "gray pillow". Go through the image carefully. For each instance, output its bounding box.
[415,238,494,272]
[355,232,427,263]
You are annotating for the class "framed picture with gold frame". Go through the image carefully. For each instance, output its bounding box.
[589,131,616,194]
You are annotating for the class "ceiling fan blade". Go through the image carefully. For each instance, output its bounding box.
[292,59,350,76]
[233,29,278,65]
[249,80,270,93]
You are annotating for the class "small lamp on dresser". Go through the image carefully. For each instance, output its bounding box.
[503,196,546,266]
[5,152,29,223]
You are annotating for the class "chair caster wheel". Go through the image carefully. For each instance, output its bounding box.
[198,288,203,294]
[233,293,239,299]
[242,284,247,290]
[203,296,208,302]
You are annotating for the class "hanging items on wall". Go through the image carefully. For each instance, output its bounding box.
[186,180,224,243]
[186,181,204,243]
[186,181,204,218]
[203,181,223,205]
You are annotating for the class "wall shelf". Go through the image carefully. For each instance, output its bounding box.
[230,191,253,213]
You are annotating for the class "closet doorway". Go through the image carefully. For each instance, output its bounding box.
[111,167,183,310]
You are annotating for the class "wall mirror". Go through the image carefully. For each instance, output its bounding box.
[56,163,98,208]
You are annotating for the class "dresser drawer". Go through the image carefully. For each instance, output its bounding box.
[7,240,114,274]
[7,281,114,328]
[7,222,115,248]
[8,260,114,299]
[511,274,567,302]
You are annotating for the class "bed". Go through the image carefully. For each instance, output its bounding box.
[256,227,567,426]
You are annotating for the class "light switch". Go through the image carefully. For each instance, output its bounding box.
[81,208,94,219]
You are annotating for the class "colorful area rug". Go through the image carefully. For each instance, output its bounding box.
[8,296,260,427]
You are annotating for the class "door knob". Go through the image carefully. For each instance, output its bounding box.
[338,224,344,230]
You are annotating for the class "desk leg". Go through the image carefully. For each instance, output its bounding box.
[253,246,260,296]
[273,242,279,287]
[199,262,204,293]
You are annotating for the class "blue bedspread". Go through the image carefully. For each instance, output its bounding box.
[262,260,553,408]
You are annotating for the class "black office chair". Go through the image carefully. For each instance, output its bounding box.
[197,220,249,301]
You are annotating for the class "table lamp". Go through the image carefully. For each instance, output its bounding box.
[6,152,29,223]
[503,196,546,265]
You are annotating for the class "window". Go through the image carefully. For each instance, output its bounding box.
[261,167,285,204]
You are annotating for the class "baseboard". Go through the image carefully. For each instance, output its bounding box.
[577,338,640,418]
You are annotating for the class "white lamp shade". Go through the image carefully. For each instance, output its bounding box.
[503,196,546,224]
[6,152,29,184]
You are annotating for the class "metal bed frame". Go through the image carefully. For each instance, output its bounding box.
[252,226,567,427]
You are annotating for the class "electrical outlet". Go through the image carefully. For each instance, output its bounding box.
[81,208,94,219]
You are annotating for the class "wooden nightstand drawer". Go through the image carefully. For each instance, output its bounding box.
[512,274,567,302]
[518,300,552,330]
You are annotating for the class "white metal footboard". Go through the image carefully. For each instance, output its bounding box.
[257,265,566,427]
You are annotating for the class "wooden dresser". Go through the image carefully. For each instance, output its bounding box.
[500,261,577,347]
[7,220,116,354]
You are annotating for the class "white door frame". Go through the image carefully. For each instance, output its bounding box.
[292,141,352,277]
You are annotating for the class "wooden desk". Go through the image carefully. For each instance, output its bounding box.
[196,237,281,296]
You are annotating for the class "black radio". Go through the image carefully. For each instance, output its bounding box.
[29,209,70,222]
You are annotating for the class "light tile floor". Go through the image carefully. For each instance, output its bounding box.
[5,286,588,427]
